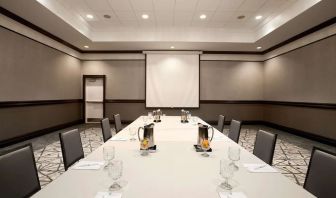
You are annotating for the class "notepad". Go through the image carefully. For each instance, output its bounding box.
[243,163,278,173]
[95,192,122,198]
[218,192,247,198]
[110,137,128,141]
[72,161,104,170]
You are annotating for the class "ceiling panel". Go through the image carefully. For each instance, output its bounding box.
[130,0,154,11]
[196,0,222,11]
[154,0,175,11]
[85,0,112,11]
[108,0,133,11]
[175,0,199,11]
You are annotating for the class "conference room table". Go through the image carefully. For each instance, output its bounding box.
[32,116,315,198]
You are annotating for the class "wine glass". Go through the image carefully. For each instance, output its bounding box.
[142,116,148,126]
[103,146,115,168]
[129,127,136,141]
[201,138,210,157]
[107,160,123,192]
[219,159,234,190]
[228,146,240,171]
[148,112,153,120]
[191,116,198,125]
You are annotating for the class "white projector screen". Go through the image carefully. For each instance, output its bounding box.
[146,53,200,108]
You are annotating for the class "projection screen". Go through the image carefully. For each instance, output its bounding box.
[146,52,200,108]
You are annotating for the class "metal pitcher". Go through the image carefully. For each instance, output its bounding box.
[138,123,155,147]
[197,123,214,145]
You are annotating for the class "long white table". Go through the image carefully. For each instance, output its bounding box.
[33,116,315,198]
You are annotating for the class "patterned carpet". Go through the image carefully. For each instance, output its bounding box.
[4,124,335,188]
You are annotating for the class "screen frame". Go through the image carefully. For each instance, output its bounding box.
[145,53,201,109]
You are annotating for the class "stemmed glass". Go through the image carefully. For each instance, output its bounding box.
[107,160,123,192]
[103,146,115,168]
[148,112,153,121]
[129,127,136,141]
[142,116,148,126]
[219,159,234,190]
[201,138,210,157]
[228,146,240,171]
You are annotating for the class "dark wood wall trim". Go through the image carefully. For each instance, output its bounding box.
[105,99,145,103]
[0,99,83,108]
[0,119,83,148]
[104,99,336,110]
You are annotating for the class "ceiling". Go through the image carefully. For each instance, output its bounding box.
[0,0,335,51]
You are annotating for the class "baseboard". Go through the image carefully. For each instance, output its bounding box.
[261,121,336,147]
[0,119,84,148]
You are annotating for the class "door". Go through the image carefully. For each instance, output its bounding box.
[83,75,105,123]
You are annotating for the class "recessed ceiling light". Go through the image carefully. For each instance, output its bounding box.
[103,14,111,19]
[142,14,149,19]
[86,14,94,19]
[257,46,262,50]
[200,14,207,20]
[84,45,89,49]
[255,15,263,20]
[237,15,245,20]
[170,46,175,49]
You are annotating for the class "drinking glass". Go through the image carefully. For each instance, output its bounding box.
[140,138,150,156]
[228,146,240,171]
[201,139,210,157]
[219,159,234,190]
[142,116,148,125]
[187,112,191,120]
[107,160,123,192]
[148,112,153,120]
[103,146,115,168]
[129,127,137,141]
[192,116,198,125]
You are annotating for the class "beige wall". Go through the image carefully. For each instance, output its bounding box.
[0,27,82,101]
[264,35,336,103]
[263,35,336,140]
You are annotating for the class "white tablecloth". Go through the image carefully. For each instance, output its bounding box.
[32,116,315,198]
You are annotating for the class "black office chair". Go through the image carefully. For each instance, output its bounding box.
[217,115,225,133]
[304,147,336,198]
[101,118,112,142]
[227,119,242,143]
[0,144,41,197]
[253,130,277,165]
[113,114,122,133]
[59,129,84,171]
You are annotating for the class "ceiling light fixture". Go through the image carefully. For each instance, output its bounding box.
[255,15,263,20]
[200,14,207,19]
[142,14,149,19]
[84,45,89,49]
[257,46,262,50]
[170,46,175,49]
[237,15,245,19]
[86,14,94,19]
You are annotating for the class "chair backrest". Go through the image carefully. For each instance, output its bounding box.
[113,114,122,133]
[228,119,242,143]
[59,129,84,170]
[217,115,225,133]
[0,144,40,197]
[253,130,277,165]
[304,147,336,198]
[101,118,112,142]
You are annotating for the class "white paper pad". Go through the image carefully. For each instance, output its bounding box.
[243,163,278,173]
[219,192,247,198]
[110,137,128,141]
[95,192,122,198]
[72,161,104,170]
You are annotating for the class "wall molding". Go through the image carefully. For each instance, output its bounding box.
[0,99,83,108]
[1,7,335,61]
[0,119,83,148]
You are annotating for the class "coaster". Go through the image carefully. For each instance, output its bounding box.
[193,145,212,152]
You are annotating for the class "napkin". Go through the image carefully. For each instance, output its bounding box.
[72,161,104,170]
[243,163,278,173]
[110,137,128,141]
[95,192,122,198]
[219,192,247,198]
